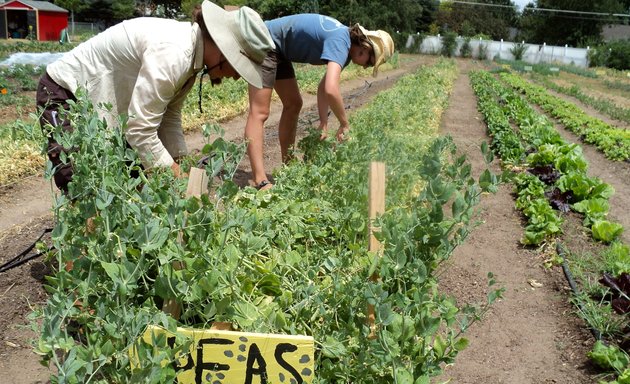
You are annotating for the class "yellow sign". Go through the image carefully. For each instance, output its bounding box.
[134,325,315,384]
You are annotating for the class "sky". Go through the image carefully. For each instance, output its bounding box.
[512,0,532,11]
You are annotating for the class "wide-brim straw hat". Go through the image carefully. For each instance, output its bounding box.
[355,24,395,77]
[201,1,275,88]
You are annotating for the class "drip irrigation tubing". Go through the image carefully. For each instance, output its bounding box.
[0,227,53,274]
[556,240,603,342]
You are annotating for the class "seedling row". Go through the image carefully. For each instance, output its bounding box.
[470,68,630,382]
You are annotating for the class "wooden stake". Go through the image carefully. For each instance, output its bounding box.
[367,162,385,339]
[162,167,208,319]
[185,167,208,198]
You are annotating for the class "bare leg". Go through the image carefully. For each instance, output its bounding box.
[274,78,302,163]
[245,84,273,186]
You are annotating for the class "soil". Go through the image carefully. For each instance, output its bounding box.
[1,55,628,383]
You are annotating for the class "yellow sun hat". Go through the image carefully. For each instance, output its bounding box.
[355,24,395,77]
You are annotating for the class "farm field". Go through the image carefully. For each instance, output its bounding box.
[544,70,630,111]
[529,70,630,129]
[1,54,629,383]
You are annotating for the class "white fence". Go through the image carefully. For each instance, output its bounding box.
[69,22,103,35]
[410,35,590,68]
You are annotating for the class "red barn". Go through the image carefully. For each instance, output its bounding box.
[0,0,68,41]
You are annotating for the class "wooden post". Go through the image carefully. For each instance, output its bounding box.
[367,162,385,339]
[162,167,208,319]
[185,167,208,198]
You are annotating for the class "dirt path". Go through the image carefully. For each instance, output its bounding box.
[437,59,598,383]
[0,55,433,384]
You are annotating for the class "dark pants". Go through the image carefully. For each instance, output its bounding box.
[36,73,142,193]
[36,72,76,193]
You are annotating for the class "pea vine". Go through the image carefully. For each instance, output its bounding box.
[32,60,501,383]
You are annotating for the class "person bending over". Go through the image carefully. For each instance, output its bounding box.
[244,14,394,190]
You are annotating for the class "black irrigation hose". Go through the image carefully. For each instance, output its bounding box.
[556,241,603,342]
[0,228,54,274]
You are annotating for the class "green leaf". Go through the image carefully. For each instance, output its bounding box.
[480,141,494,163]
[96,189,115,210]
[478,169,498,193]
[433,334,447,358]
[588,340,630,373]
[240,233,268,255]
[452,194,465,218]
[592,220,624,243]
[101,261,123,285]
[454,337,469,351]
[232,301,259,328]
[257,273,282,297]
[617,368,630,384]
[394,367,414,384]
[321,336,347,359]
[134,218,169,252]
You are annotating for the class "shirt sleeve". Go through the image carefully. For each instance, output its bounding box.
[125,43,191,168]
[321,35,351,68]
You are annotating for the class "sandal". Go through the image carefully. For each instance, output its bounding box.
[256,180,271,190]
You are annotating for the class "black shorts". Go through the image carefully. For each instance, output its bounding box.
[261,50,296,88]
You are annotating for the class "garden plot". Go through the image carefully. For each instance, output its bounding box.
[1,55,629,384]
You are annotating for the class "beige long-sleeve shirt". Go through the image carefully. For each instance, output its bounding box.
[46,17,205,168]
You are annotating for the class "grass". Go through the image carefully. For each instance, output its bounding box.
[0,119,45,186]
[564,242,629,342]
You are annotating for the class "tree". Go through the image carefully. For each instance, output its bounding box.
[112,0,136,20]
[243,0,430,34]
[52,0,89,33]
[519,0,630,46]
[435,0,518,39]
[140,0,186,18]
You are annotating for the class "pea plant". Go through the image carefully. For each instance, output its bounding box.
[32,60,501,383]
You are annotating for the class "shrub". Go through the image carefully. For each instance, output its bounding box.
[510,42,528,61]
[606,39,630,71]
[441,31,458,57]
[460,37,472,58]
[477,43,488,60]
[392,31,409,54]
[588,39,630,71]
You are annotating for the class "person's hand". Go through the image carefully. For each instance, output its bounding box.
[170,162,182,178]
[336,125,350,142]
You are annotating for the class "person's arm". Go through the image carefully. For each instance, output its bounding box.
[125,45,189,171]
[317,61,349,141]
